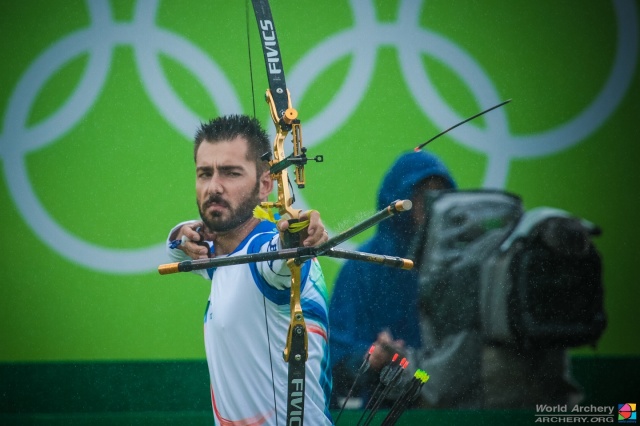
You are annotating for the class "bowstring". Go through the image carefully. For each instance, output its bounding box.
[246,0,257,119]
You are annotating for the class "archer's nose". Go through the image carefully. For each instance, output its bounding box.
[206,174,224,196]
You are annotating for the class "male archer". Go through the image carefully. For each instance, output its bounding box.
[166,114,333,425]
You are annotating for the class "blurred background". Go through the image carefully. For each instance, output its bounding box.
[1,0,638,424]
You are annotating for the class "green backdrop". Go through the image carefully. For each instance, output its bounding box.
[1,0,638,366]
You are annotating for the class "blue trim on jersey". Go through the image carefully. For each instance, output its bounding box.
[299,261,310,292]
[205,222,274,281]
[249,259,312,305]
[246,225,277,256]
[248,232,290,305]
[245,221,312,305]
[320,343,333,420]
[250,270,287,304]
[235,220,276,254]
[301,299,329,329]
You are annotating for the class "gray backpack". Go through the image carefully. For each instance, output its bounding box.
[480,206,606,348]
[412,189,606,350]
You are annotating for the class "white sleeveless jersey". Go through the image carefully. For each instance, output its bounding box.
[168,220,332,425]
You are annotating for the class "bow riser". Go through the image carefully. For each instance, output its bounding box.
[260,90,301,220]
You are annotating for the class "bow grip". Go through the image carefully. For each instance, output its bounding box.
[281,218,302,249]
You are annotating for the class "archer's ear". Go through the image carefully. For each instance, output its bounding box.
[259,170,273,199]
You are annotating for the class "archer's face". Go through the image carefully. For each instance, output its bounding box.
[195,136,271,233]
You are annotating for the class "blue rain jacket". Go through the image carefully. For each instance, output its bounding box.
[329,151,456,377]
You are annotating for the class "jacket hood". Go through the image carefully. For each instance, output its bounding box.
[372,150,456,255]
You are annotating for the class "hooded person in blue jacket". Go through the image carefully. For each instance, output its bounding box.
[329,150,456,407]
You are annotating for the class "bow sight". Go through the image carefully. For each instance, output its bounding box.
[262,146,324,188]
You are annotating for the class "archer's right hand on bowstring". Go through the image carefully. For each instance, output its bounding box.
[170,221,212,260]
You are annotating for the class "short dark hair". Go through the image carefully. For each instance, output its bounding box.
[194,115,271,173]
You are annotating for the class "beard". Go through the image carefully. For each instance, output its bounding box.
[198,180,261,233]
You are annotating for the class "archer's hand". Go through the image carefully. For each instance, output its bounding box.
[170,221,211,260]
[277,210,329,247]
